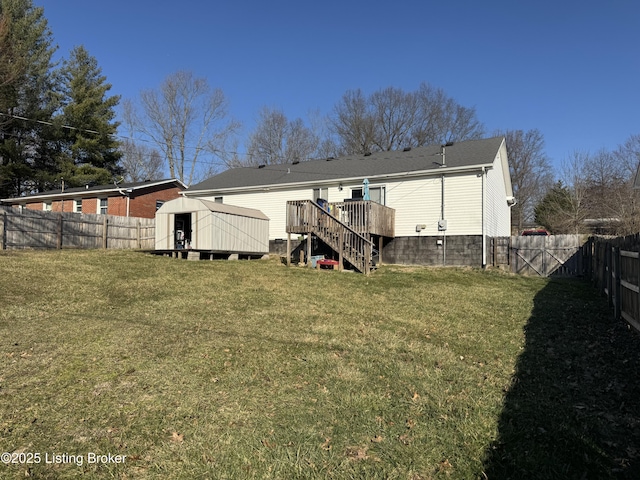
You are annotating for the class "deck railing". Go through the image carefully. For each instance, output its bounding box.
[286,200,377,273]
[287,200,395,238]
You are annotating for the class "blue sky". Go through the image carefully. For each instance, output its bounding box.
[39,0,640,176]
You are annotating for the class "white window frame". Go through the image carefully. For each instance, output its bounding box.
[351,185,386,205]
[98,198,108,215]
[313,187,328,201]
[43,201,52,211]
[73,199,82,213]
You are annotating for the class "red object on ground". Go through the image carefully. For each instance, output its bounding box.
[317,259,339,269]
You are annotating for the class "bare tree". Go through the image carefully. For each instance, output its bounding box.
[503,129,554,232]
[558,151,591,234]
[370,86,417,152]
[118,99,165,181]
[245,107,319,166]
[331,84,484,155]
[412,83,484,146]
[119,140,164,182]
[135,71,240,185]
[332,89,376,154]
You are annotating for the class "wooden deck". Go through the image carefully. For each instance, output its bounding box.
[286,200,395,274]
[287,200,395,238]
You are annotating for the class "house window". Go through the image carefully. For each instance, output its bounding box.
[98,198,108,215]
[313,188,328,201]
[73,199,82,213]
[156,200,165,211]
[43,202,52,211]
[351,186,386,205]
[214,196,223,204]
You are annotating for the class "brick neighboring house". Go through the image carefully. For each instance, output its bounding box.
[1,179,187,218]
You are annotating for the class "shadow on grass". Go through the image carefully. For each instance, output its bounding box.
[483,278,640,479]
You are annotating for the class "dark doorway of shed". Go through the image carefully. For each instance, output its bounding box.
[174,213,192,249]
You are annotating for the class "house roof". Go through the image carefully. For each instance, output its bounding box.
[187,137,506,194]
[1,178,186,203]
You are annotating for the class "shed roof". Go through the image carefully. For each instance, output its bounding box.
[156,196,269,220]
[187,137,505,193]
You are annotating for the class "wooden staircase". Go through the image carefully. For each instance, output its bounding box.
[287,200,375,274]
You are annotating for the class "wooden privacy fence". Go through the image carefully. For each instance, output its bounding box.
[0,206,155,250]
[588,234,640,332]
[488,235,585,277]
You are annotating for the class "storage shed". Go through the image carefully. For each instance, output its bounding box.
[155,197,269,255]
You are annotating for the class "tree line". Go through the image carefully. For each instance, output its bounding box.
[1,1,639,236]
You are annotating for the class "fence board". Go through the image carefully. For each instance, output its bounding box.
[589,235,640,333]
[491,235,583,277]
[0,206,154,250]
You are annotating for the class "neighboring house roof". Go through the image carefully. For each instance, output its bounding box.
[1,178,187,203]
[187,137,507,194]
[157,196,269,220]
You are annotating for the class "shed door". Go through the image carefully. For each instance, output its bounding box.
[174,213,192,249]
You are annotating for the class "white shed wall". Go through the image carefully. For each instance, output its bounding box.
[210,212,269,253]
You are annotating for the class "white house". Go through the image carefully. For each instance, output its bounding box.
[185,137,514,267]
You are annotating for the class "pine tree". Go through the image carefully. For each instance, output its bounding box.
[55,45,122,187]
[0,0,57,197]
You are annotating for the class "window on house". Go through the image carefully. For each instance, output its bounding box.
[313,188,328,201]
[74,199,82,213]
[156,200,165,211]
[43,202,52,211]
[98,198,108,215]
[351,186,386,205]
[214,196,223,204]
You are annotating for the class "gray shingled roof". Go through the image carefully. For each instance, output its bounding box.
[188,137,505,192]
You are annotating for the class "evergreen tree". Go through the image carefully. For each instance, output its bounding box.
[0,0,57,197]
[534,181,573,234]
[55,45,122,187]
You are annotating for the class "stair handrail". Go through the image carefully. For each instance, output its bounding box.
[288,200,373,273]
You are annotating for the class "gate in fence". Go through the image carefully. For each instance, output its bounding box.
[489,235,584,277]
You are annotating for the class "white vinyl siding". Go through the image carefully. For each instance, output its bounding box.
[484,144,512,237]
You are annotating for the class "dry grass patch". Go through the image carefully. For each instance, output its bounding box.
[0,250,638,479]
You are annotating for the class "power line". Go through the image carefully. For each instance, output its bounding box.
[0,111,253,165]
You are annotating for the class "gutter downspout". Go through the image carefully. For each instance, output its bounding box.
[481,166,486,268]
[441,172,446,266]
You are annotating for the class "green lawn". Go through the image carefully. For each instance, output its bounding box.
[1,250,639,479]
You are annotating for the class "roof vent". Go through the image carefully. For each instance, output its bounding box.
[403,147,412,152]
[364,152,372,157]
[444,141,454,147]
[292,160,300,165]
[258,164,266,169]
[326,156,335,161]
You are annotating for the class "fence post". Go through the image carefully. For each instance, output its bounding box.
[0,211,6,250]
[136,221,141,249]
[102,216,108,249]
[57,214,63,249]
[607,244,613,307]
[614,246,621,321]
